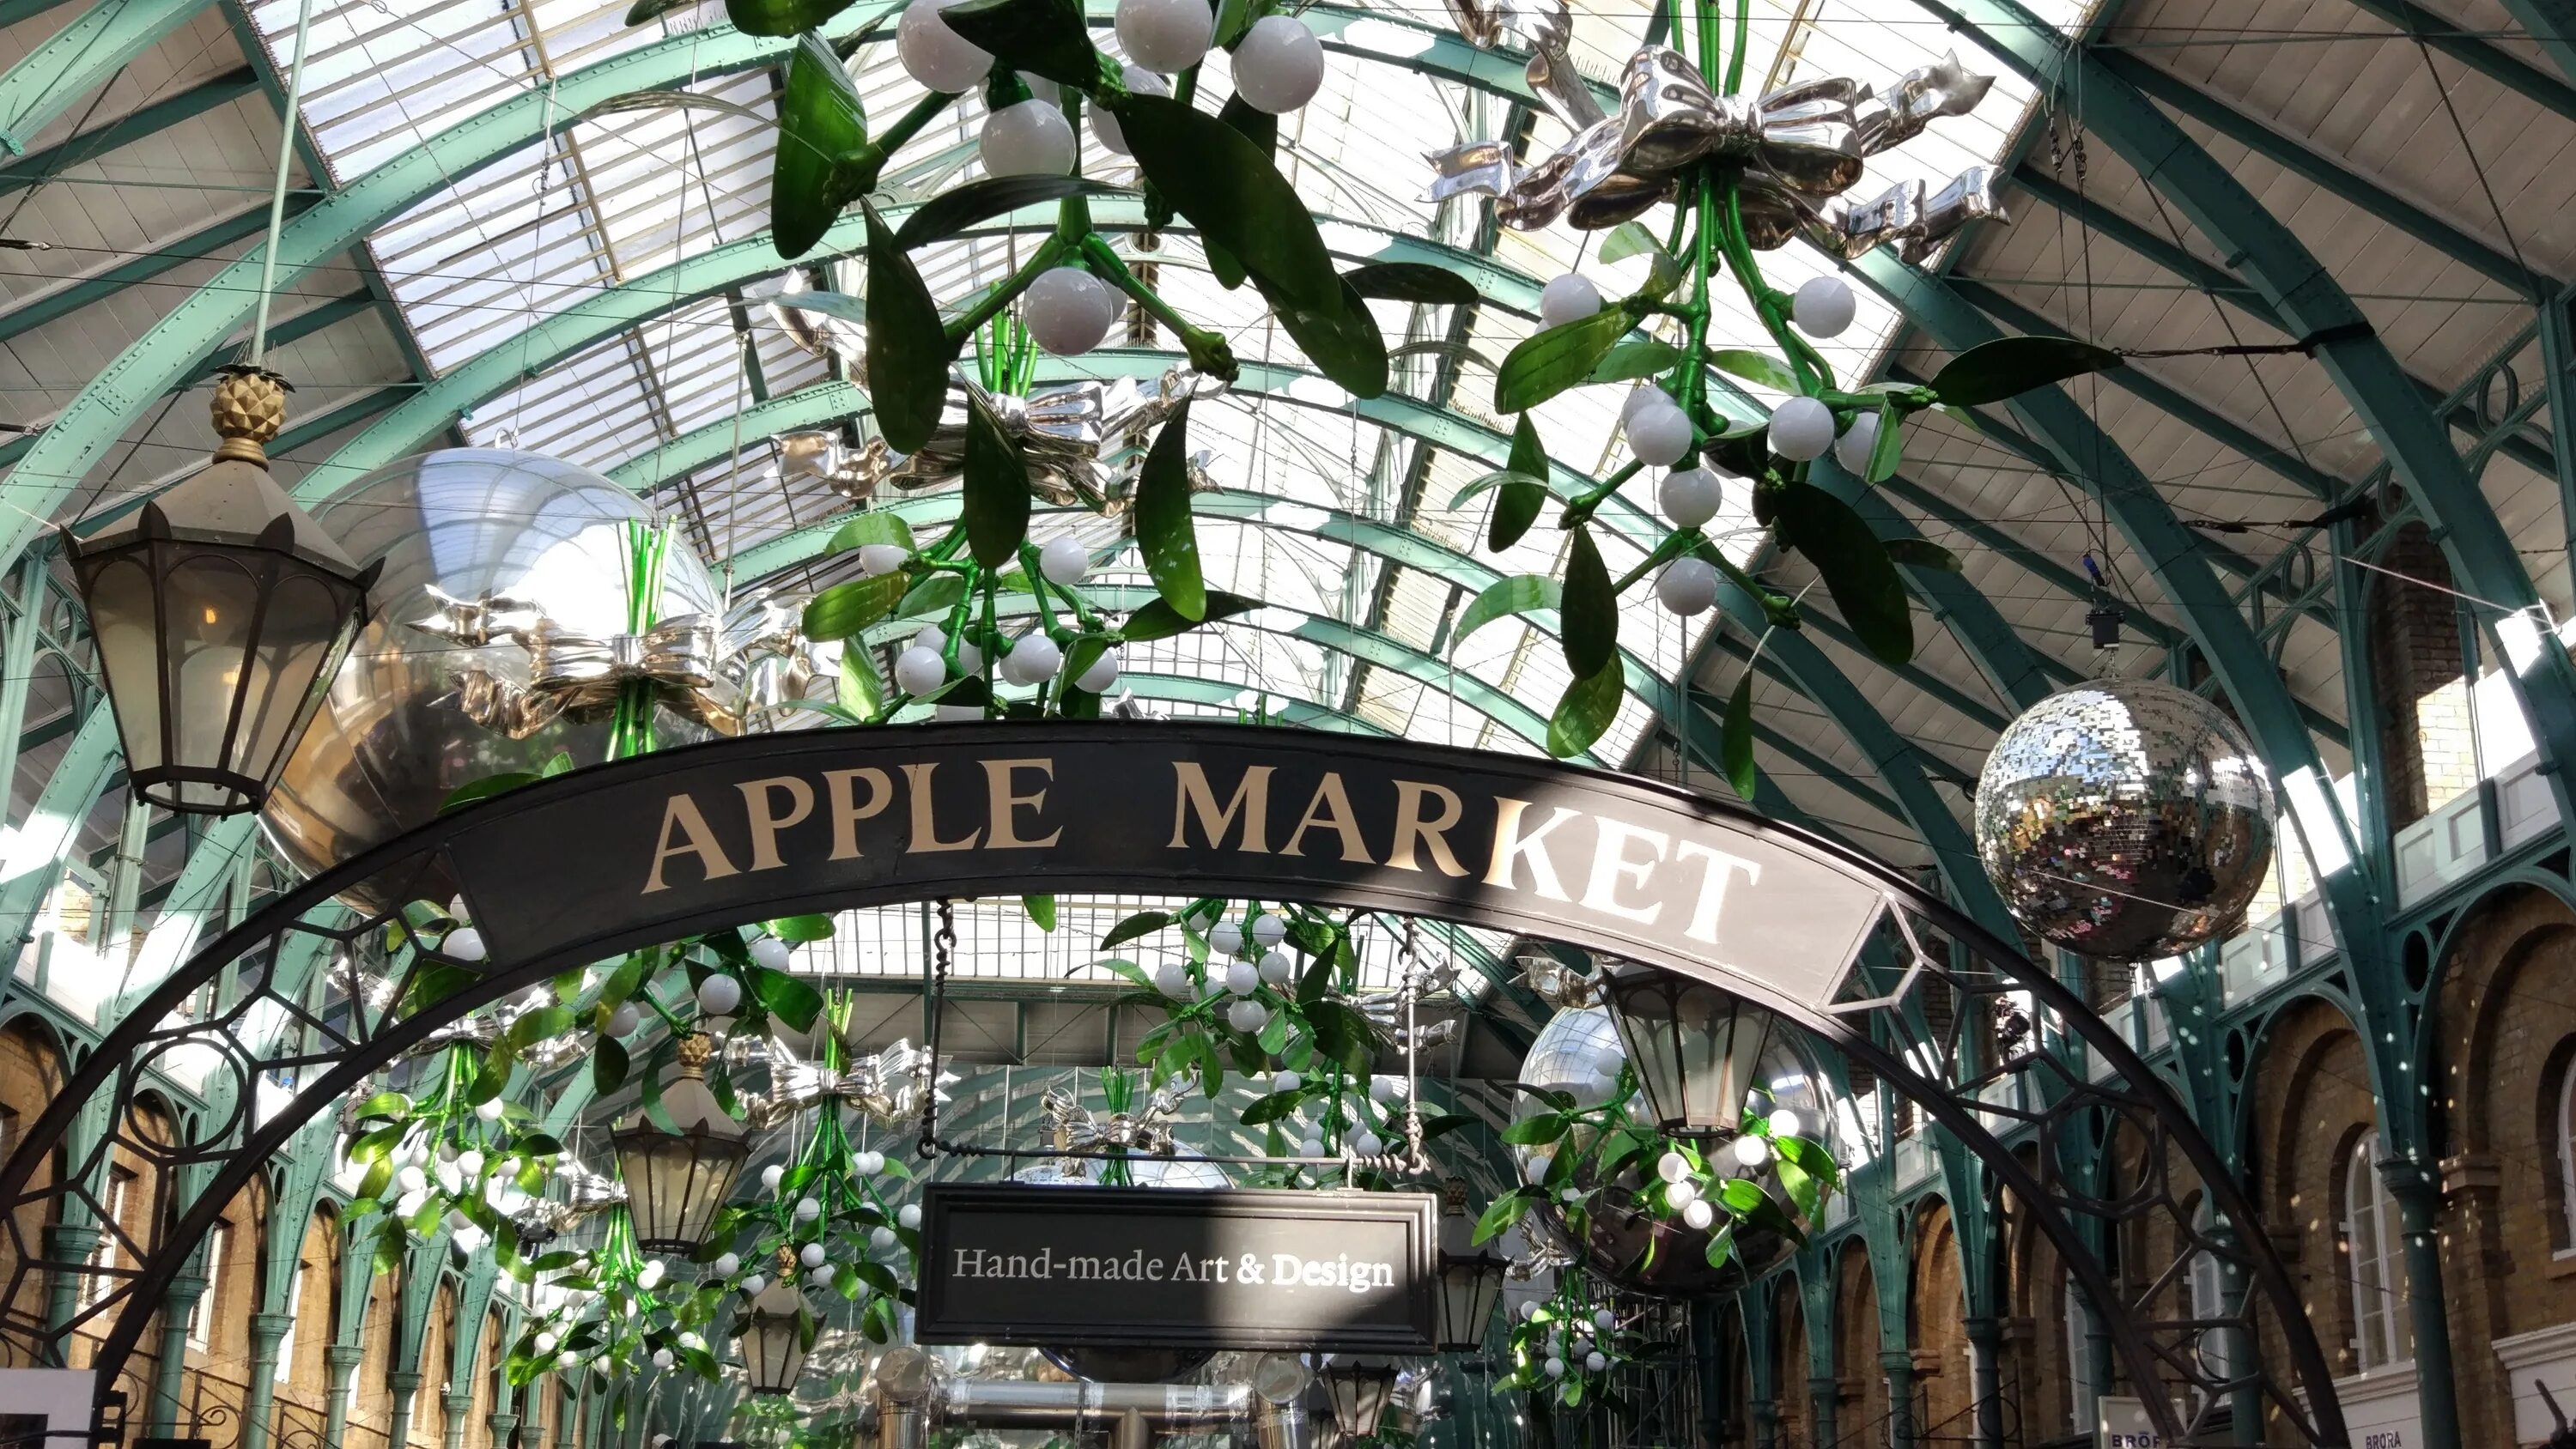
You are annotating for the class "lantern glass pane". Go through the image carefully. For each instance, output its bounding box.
[231,567,356,792]
[1607,972,1778,1135]
[164,552,265,809]
[82,555,166,780]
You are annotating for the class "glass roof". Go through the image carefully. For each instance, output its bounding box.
[246,0,2092,763]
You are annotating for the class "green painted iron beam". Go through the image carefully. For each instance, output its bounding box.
[1935,0,2574,809]
[1946,274,2344,501]
[0,0,212,156]
[0,196,311,344]
[2091,45,2555,297]
[0,63,255,196]
[0,0,84,27]
[2005,164,2559,481]
[2498,0,2576,85]
[2340,0,2576,122]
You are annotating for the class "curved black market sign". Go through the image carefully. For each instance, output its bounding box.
[0,722,2348,1447]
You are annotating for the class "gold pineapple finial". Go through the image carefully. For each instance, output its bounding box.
[210,367,291,466]
[676,1030,716,1076]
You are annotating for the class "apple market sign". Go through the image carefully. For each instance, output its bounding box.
[916,1185,1438,1350]
[439,721,1893,1010]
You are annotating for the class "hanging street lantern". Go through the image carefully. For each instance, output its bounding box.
[612,1032,750,1252]
[1600,966,1779,1137]
[61,367,377,815]
[1319,1358,1399,1442]
[1435,1179,1505,1353]
[740,1247,811,1395]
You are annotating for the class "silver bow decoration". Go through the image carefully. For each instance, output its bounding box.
[512,1155,629,1238]
[1040,1082,1185,1160]
[413,585,744,739]
[725,590,827,724]
[1429,45,1997,246]
[395,986,589,1069]
[739,1036,952,1131]
[836,372,1220,512]
[1811,165,2008,264]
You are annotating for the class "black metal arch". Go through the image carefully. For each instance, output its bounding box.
[0,722,2348,1446]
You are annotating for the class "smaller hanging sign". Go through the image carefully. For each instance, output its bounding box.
[915,1185,1438,1352]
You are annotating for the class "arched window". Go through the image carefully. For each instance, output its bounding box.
[2342,1132,2412,1371]
[2063,1270,2099,1432]
[2555,1048,2576,1256]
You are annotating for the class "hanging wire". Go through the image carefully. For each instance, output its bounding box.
[246,0,322,368]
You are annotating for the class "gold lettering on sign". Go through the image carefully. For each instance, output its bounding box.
[642,791,743,893]
[1483,797,1577,900]
[824,767,894,860]
[1387,780,1469,876]
[1281,773,1375,864]
[735,775,815,871]
[900,762,983,852]
[1581,817,1670,924]
[1673,841,1763,943]
[1170,763,1275,852]
[981,758,1064,848]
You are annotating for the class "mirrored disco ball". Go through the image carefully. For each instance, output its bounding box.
[1974,677,2277,961]
[263,450,726,912]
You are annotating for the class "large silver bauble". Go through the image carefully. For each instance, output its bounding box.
[1973,677,2278,961]
[263,450,726,911]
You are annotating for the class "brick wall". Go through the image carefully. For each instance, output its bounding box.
[2367,523,2470,831]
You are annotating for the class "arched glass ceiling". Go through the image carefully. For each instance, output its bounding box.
[223,0,2093,778]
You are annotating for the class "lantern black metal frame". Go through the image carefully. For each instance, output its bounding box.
[0,722,2354,1448]
[738,1273,811,1396]
[1435,1250,1506,1355]
[1597,967,1780,1139]
[1319,1361,1399,1441]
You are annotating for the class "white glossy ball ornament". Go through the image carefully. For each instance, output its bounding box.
[1769,396,1835,461]
[446,1209,471,1234]
[740,1273,768,1295]
[1656,1150,1691,1185]
[856,1149,885,1175]
[653,1349,676,1371]
[536,1331,559,1354]
[857,543,909,577]
[894,646,946,696]
[1771,1110,1801,1139]
[1299,1134,1325,1157]
[397,1166,428,1195]
[444,926,486,962]
[1091,66,1167,155]
[1352,1129,1384,1157]
[1558,1185,1583,1203]
[1593,1308,1616,1331]
[1074,648,1121,694]
[808,1264,836,1288]
[762,1164,787,1192]
[1228,998,1269,1034]
[1155,962,1191,997]
[799,1242,828,1269]
[1658,467,1722,528]
[1116,0,1212,72]
[636,1260,665,1289]
[981,99,1076,177]
[1039,533,1092,585]
[1730,1134,1772,1168]
[749,935,793,972]
[605,1003,640,1038]
[1257,949,1292,985]
[1524,1154,1552,1185]
[794,1196,823,1222]
[1004,633,1063,684]
[1544,1357,1566,1380]
[1792,276,1856,338]
[1520,1301,1542,1322]
[557,1351,580,1372]
[1224,961,1260,996]
[897,0,993,92]
[713,1252,742,1277]
[1622,386,1670,427]
[457,1149,485,1178]
[899,1203,923,1230]
[1250,914,1287,949]
[475,1096,507,1121]
[1272,1069,1303,1094]
[1210,922,1244,955]
[1586,1352,1608,1373]
[1538,274,1602,330]
[1655,558,1718,617]
[696,973,743,1017]
[871,1226,900,1253]
[1232,16,1324,113]
[1663,1177,1698,1208]
[1627,401,1692,467]
[1682,1197,1716,1230]
[1833,410,1880,474]
[1024,268,1118,356]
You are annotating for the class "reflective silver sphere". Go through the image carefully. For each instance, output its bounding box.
[1974,678,2278,961]
[1517,1005,1625,1104]
[263,450,726,909]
